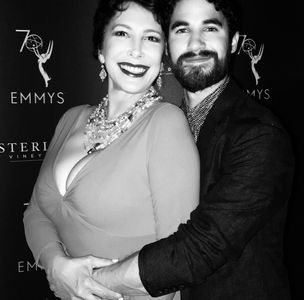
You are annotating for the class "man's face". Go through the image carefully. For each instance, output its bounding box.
[168,0,238,92]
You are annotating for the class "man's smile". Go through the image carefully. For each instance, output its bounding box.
[182,55,213,65]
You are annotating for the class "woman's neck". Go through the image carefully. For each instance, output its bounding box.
[106,89,147,120]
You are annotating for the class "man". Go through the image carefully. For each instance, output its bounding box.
[50,0,294,299]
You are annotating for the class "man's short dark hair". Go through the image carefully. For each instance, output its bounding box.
[159,0,241,41]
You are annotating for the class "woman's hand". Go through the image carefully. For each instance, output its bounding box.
[47,255,123,300]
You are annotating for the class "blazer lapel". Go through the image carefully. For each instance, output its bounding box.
[196,79,241,194]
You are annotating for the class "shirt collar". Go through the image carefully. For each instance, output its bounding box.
[181,76,230,141]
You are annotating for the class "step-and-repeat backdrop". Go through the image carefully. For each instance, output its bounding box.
[1,1,303,299]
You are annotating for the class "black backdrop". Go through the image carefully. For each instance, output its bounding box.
[1,1,303,299]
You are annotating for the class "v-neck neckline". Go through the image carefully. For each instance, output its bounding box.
[52,102,157,198]
[52,105,93,197]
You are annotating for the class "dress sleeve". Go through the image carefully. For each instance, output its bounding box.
[23,107,81,266]
[23,186,67,267]
[147,103,200,240]
[139,121,294,297]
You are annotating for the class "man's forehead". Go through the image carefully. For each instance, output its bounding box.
[170,0,226,27]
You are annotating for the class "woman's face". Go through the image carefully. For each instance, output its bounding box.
[99,2,164,96]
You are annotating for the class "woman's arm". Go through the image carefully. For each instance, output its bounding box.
[92,104,200,298]
[147,104,200,241]
[145,104,199,300]
[23,188,67,267]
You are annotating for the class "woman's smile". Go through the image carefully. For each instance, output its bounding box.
[118,62,149,77]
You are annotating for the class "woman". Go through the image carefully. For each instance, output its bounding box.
[23,0,200,299]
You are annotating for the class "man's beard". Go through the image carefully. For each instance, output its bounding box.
[171,49,230,93]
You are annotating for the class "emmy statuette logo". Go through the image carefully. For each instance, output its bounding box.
[237,35,264,86]
[16,29,53,88]
[236,34,270,101]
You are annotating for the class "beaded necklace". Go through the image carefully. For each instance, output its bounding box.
[84,87,161,154]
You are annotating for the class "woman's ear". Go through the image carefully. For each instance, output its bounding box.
[98,50,105,64]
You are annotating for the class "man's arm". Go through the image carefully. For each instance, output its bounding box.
[93,252,146,296]
[138,124,295,296]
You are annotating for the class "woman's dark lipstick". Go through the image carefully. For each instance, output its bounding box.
[118,62,149,77]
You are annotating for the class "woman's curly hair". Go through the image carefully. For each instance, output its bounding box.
[92,0,165,59]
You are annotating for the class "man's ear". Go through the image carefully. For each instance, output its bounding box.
[98,50,105,64]
[231,31,239,54]
[165,42,169,57]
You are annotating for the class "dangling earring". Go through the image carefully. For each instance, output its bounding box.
[99,64,107,82]
[156,63,164,90]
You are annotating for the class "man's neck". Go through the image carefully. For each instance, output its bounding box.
[184,76,228,109]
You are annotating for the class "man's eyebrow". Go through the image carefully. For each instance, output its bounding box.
[170,18,223,31]
[203,18,223,27]
[170,21,189,31]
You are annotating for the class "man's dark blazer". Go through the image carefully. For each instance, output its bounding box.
[138,78,295,299]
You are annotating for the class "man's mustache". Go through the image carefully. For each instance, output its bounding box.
[178,50,217,61]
